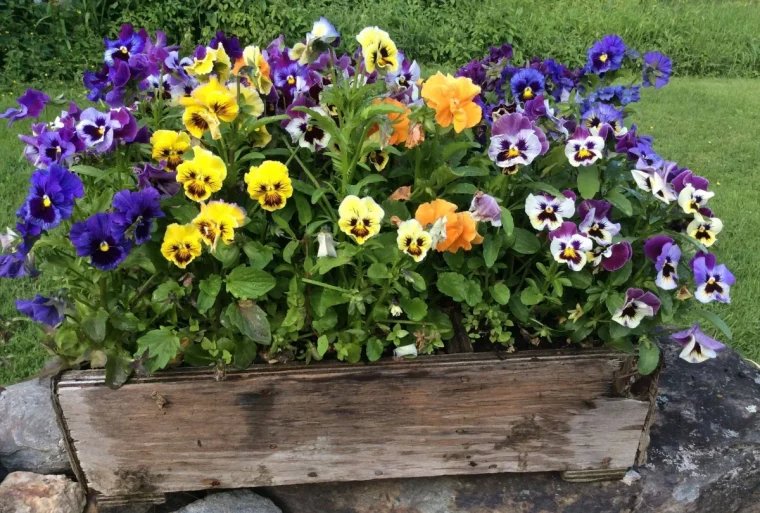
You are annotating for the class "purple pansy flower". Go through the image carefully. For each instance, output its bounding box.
[76,108,117,152]
[615,125,653,158]
[111,187,165,245]
[642,52,672,89]
[582,103,627,139]
[586,35,626,74]
[488,112,548,171]
[0,252,36,279]
[69,213,132,271]
[630,143,664,170]
[525,190,576,231]
[590,241,632,272]
[549,222,593,271]
[482,101,517,125]
[455,59,486,87]
[134,162,181,198]
[210,31,243,60]
[565,126,605,167]
[612,288,661,328]
[670,169,709,194]
[670,322,725,364]
[578,200,621,245]
[272,55,308,108]
[16,295,65,327]
[690,252,735,304]
[386,52,421,105]
[510,68,545,102]
[36,130,77,167]
[0,89,50,127]
[19,165,84,230]
[104,24,147,67]
[644,235,681,290]
[469,192,501,227]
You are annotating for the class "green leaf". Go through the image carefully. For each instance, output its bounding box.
[451,165,490,177]
[500,207,514,237]
[693,308,733,340]
[223,300,272,344]
[243,241,274,269]
[294,194,313,225]
[577,165,600,199]
[69,164,103,178]
[525,181,563,198]
[638,340,661,375]
[197,275,223,314]
[404,270,426,291]
[151,280,184,314]
[367,262,392,280]
[225,265,276,299]
[490,283,511,305]
[283,240,299,264]
[508,295,530,323]
[360,102,407,118]
[609,321,632,340]
[366,337,384,362]
[381,200,410,221]
[520,286,544,306]
[317,335,330,357]
[168,203,200,224]
[82,309,109,343]
[312,289,349,318]
[442,141,481,161]
[104,348,131,389]
[316,254,352,274]
[605,189,633,216]
[605,292,626,316]
[606,338,635,353]
[110,311,143,332]
[212,242,240,269]
[444,183,478,196]
[136,327,181,372]
[400,297,427,321]
[482,234,502,268]
[511,228,541,254]
[610,260,633,286]
[567,269,593,289]
[233,339,257,370]
[437,272,468,302]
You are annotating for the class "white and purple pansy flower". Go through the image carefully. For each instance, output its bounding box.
[644,235,681,290]
[549,222,593,271]
[631,166,676,204]
[690,252,735,304]
[578,199,620,245]
[469,191,502,227]
[687,215,722,247]
[670,322,725,364]
[282,97,331,152]
[612,288,661,329]
[564,127,604,167]
[525,190,576,231]
[589,241,632,272]
[76,108,118,152]
[677,184,714,215]
[488,112,548,170]
[630,143,663,170]
[582,103,627,139]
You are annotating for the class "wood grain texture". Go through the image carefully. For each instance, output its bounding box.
[54,350,651,502]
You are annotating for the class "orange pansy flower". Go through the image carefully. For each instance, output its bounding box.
[421,72,482,133]
[415,199,483,253]
[369,98,410,146]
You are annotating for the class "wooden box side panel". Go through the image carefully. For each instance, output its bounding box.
[55,351,650,499]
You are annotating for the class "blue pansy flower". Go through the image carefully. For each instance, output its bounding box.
[70,213,132,271]
[16,295,65,327]
[111,187,165,245]
[19,165,84,230]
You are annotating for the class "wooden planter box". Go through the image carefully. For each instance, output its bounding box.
[52,349,659,506]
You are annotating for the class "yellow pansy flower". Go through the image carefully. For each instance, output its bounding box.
[150,130,191,170]
[244,161,293,211]
[184,45,231,82]
[338,195,384,244]
[356,27,398,74]
[396,219,432,262]
[161,223,204,268]
[687,216,723,247]
[193,200,246,249]
[176,147,227,202]
[229,83,264,118]
[181,78,239,140]
[182,105,221,140]
[251,125,272,149]
[241,46,273,95]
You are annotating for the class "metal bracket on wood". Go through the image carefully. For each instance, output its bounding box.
[560,468,628,483]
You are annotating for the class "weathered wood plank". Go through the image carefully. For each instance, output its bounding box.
[54,350,651,502]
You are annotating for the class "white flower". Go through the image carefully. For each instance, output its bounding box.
[316,230,337,258]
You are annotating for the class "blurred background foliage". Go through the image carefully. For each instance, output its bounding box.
[1,0,760,87]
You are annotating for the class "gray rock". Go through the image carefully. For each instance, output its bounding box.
[0,378,70,474]
[262,343,760,513]
[0,471,85,513]
[173,490,281,513]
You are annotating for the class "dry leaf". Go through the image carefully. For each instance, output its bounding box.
[389,186,412,201]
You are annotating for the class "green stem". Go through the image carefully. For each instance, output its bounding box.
[301,278,351,294]
[291,151,339,223]
[366,258,401,330]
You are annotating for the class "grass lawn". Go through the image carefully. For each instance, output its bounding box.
[0,78,758,384]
